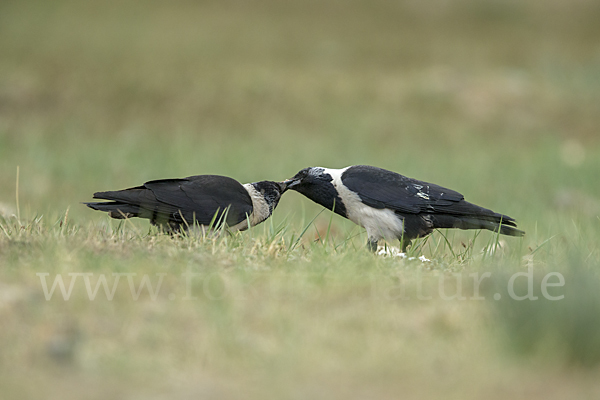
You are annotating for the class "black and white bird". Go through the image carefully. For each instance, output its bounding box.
[284,165,524,251]
[86,175,285,232]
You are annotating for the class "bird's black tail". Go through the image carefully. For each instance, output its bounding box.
[431,215,524,236]
[84,187,160,220]
[430,203,525,237]
[85,201,140,219]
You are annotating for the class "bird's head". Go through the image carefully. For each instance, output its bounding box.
[282,167,332,193]
[281,167,347,217]
[250,180,287,214]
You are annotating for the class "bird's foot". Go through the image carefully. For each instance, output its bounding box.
[367,239,379,253]
[400,239,412,253]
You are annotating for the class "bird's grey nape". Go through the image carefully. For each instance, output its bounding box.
[250,181,286,214]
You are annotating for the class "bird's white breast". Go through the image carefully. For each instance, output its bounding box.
[323,167,405,241]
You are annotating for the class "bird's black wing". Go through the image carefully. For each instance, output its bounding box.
[341,165,522,237]
[89,175,253,226]
[341,165,464,214]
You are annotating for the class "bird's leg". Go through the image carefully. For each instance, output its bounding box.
[367,238,379,252]
[400,238,412,253]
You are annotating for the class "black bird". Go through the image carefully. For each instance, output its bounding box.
[86,175,285,232]
[284,165,524,251]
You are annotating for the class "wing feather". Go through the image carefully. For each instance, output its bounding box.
[91,175,254,226]
[341,165,464,214]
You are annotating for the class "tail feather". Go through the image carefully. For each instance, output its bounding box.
[85,201,140,219]
[427,199,524,237]
[92,187,154,204]
[431,214,525,237]
[91,187,181,216]
[86,186,183,224]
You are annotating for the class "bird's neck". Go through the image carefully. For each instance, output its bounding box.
[242,183,271,225]
[294,183,347,218]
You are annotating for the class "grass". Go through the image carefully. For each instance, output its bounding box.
[1,0,600,398]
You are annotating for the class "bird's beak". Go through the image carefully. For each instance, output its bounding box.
[281,178,300,191]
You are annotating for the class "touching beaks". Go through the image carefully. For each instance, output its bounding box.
[281,179,300,191]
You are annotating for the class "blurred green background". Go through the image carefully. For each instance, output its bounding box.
[1,1,600,399]
[1,0,599,229]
